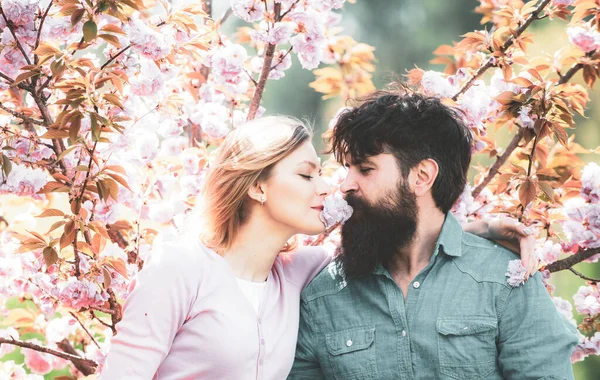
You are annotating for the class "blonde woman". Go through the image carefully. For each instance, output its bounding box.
[100,116,535,379]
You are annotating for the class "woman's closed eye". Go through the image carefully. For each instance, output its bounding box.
[360,167,373,174]
[300,174,313,180]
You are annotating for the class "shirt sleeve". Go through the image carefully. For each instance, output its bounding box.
[100,240,200,379]
[497,273,579,379]
[282,246,332,289]
[287,299,326,380]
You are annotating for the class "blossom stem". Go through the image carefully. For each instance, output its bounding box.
[452,0,552,101]
[70,311,101,349]
[311,223,340,247]
[0,337,97,370]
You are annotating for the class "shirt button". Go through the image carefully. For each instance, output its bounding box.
[261,339,265,345]
[258,319,262,325]
[346,339,353,347]
[413,281,421,289]
[402,330,407,337]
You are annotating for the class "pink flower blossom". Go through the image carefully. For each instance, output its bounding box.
[128,19,173,60]
[552,0,575,6]
[57,277,108,310]
[210,44,248,88]
[518,106,535,129]
[567,26,600,53]
[45,316,78,344]
[231,0,265,22]
[250,22,294,45]
[581,162,600,203]
[573,285,600,315]
[537,240,562,265]
[180,148,205,175]
[22,340,53,375]
[1,0,39,27]
[135,132,160,163]
[421,71,456,98]
[0,327,19,357]
[505,259,527,287]
[320,192,353,228]
[0,163,48,196]
[552,297,576,325]
[190,102,231,139]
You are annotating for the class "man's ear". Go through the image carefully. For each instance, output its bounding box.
[247,181,267,204]
[411,159,439,196]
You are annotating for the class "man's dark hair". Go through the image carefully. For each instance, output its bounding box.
[329,87,473,213]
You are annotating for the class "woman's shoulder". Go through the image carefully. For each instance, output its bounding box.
[277,245,333,288]
[147,230,219,273]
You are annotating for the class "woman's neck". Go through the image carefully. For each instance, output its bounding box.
[222,216,292,282]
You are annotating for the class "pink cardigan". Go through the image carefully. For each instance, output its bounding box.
[100,235,331,380]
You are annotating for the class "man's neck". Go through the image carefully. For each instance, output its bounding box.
[386,206,446,293]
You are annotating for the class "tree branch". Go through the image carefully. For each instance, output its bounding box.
[546,247,600,273]
[70,311,100,349]
[452,0,552,101]
[56,338,97,375]
[246,5,281,121]
[472,130,523,198]
[0,337,97,371]
[0,102,46,126]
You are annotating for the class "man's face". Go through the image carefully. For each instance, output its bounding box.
[337,153,418,278]
[340,153,402,205]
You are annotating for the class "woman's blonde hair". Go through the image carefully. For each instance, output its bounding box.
[199,116,312,252]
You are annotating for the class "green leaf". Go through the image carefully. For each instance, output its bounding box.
[83,20,97,42]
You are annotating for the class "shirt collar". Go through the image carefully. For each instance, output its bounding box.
[434,212,463,258]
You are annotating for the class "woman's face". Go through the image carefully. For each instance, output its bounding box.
[261,141,331,235]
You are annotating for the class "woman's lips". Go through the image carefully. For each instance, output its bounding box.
[311,206,324,211]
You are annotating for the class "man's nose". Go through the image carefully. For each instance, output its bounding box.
[340,172,358,195]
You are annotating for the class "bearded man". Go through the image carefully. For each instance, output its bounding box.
[288,89,578,380]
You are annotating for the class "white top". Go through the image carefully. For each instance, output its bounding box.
[236,277,267,314]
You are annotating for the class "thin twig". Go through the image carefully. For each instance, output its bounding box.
[271,46,293,70]
[34,1,54,65]
[568,267,600,283]
[0,337,97,369]
[0,102,46,125]
[69,311,100,349]
[101,44,132,70]
[56,338,97,375]
[452,0,552,101]
[0,71,15,84]
[279,0,300,20]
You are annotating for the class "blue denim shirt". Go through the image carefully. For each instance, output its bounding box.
[289,213,578,380]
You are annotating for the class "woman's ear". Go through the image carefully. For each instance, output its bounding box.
[247,181,267,205]
[411,158,439,196]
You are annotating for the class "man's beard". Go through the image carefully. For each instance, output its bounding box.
[336,180,418,279]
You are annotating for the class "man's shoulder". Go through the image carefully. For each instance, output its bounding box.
[301,261,349,302]
[452,232,520,286]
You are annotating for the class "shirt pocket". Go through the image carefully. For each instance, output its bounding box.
[436,316,498,380]
[325,326,377,380]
